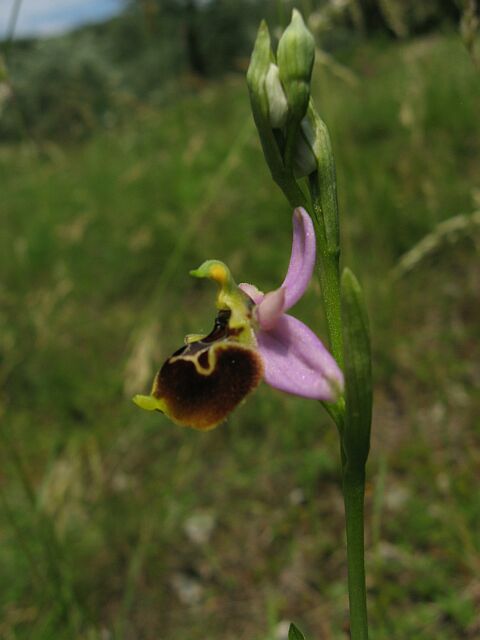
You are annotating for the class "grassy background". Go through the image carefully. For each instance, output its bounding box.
[1,33,480,639]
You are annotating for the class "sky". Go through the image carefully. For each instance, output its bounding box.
[0,0,125,39]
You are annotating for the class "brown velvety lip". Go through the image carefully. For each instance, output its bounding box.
[152,342,263,430]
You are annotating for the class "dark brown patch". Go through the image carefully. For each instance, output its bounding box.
[152,344,263,430]
[197,350,210,370]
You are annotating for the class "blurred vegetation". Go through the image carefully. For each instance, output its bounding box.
[0,0,466,141]
[1,1,480,639]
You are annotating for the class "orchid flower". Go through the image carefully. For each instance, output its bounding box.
[134,207,343,430]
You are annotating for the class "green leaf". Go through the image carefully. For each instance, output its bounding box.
[341,268,372,470]
[288,623,306,640]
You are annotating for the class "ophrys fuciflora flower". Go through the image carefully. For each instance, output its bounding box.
[134,208,343,429]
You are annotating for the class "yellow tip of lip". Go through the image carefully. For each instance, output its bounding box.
[133,394,165,412]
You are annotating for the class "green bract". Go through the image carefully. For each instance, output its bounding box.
[341,268,372,470]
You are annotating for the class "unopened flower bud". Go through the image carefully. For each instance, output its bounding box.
[277,9,315,122]
[247,18,311,206]
[247,20,274,123]
[265,64,288,128]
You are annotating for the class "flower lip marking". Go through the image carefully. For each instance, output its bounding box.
[133,305,263,430]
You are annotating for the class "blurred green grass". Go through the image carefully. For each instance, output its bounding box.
[1,34,479,639]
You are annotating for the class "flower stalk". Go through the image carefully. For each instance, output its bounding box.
[247,10,373,639]
[343,467,369,640]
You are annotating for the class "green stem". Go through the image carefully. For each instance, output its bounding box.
[343,466,369,640]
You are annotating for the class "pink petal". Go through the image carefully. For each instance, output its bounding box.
[257,287,286,330]
[256,314,343,401]
[239,283,264,304]
[281,207,316,310]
